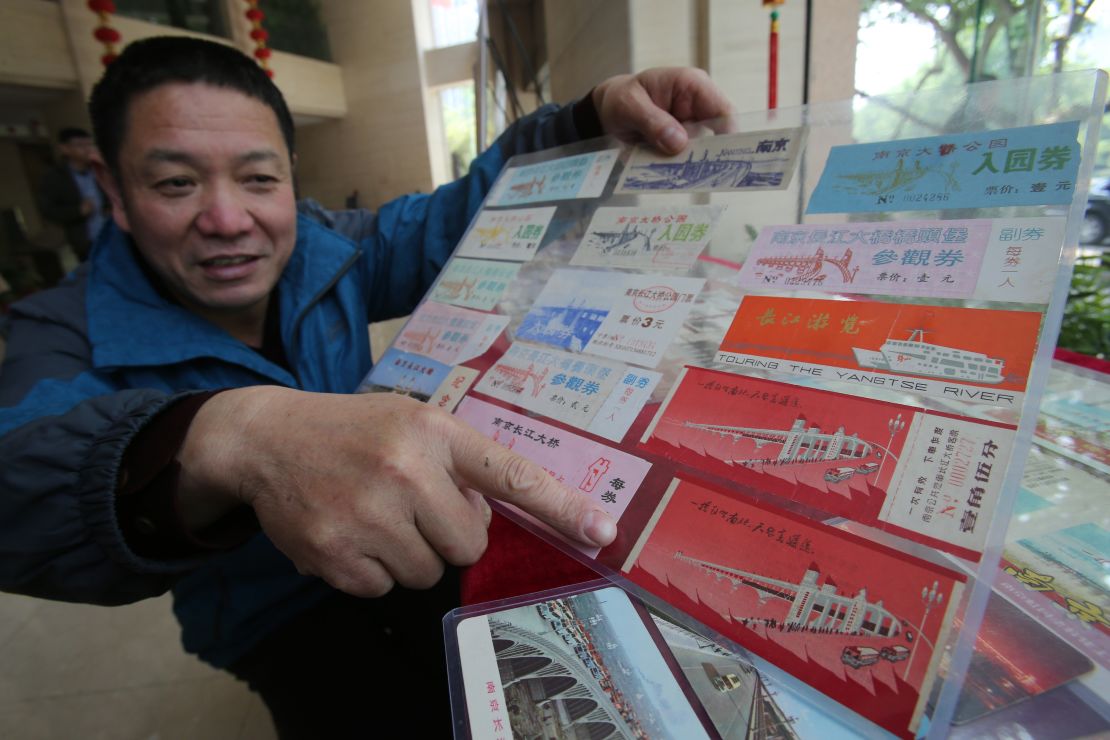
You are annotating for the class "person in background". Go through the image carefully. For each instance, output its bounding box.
[37,127,108,262]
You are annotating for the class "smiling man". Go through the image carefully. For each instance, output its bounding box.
[0,36,732,736]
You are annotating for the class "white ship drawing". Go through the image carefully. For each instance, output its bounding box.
[852,328,1005,384]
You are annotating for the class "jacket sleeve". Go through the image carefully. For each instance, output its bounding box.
[336,102,587,322]
[0,292,209,605]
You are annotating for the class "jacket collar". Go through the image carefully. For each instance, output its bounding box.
[87,215,359,385]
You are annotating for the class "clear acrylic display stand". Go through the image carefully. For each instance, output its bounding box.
[364,70,1108,738]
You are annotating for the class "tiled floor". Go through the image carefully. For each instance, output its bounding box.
[0,591,276,740]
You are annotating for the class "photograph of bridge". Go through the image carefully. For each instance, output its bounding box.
[468,587,712,739]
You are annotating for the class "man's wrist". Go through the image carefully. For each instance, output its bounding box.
[117,390,259,558]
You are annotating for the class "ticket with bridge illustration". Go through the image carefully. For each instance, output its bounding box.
[622,476,965,738]
[616,127,805,194]
[716,295,1043,409]
[569,204,726,272]
[806,121,1081,213]
[640,366,1017,558]
[471,342,627,429]
[736,217,1065,303]
[454,206,557,262]
[429,257,521,311]
[392,301,509,367]
[516,268,705,369]
[485,149,620,207]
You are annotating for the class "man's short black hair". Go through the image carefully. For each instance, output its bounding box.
[58,127,91,144]
[89,36,295,174]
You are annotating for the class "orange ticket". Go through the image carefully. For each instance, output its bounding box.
[716,296,1042,409]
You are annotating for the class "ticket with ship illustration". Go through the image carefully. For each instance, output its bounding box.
[640,366,1016,557]
[622,476,965,738]
[715,295,1042,409]
[454,206,557,262]
[615,127,805,194]
[737,217,1065,304]
[569,204,726,271]
[806,121,1081,213]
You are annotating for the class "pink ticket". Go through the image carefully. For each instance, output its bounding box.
[455,396,652,555]
[736,217,1064,303]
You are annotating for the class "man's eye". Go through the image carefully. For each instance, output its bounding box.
[155,177,194,193]
[246,174,279,186]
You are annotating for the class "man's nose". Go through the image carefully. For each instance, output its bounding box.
[195,185,253,237]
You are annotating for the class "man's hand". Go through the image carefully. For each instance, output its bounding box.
[177,387,617,597]
[592,67,734,155]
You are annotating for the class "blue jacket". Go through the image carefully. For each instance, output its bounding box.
[0,103,584,667]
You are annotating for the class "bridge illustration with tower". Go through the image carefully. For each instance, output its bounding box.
[683,416,875,464]
[674,553,901,638]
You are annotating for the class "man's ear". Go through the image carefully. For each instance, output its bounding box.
[93,160,131,233]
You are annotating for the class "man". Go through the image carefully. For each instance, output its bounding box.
[37,127,108,261]
[0,36,732,736]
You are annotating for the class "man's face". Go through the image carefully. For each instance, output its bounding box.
[103,82,296,321]
[61,136,96,169]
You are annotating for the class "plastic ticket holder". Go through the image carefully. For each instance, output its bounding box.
[362,69,1109,738]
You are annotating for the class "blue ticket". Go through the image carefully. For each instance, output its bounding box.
[486,149,620,206]
[807,121,1081,213]
[365,348,453,397]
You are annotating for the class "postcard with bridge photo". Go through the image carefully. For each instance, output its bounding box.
[615,127,805,194]
[622,477,965,739]
[451,584,716,739]
[639,366,1016,558]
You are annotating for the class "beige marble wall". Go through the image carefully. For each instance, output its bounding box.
[294,0,434,209]
[0,0,77,91]
[629,0,698,72]
[544,0,632,104]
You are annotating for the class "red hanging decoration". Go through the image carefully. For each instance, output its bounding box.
[762,0,785,110]
[87,0,121,66]
[243,0,274,78]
